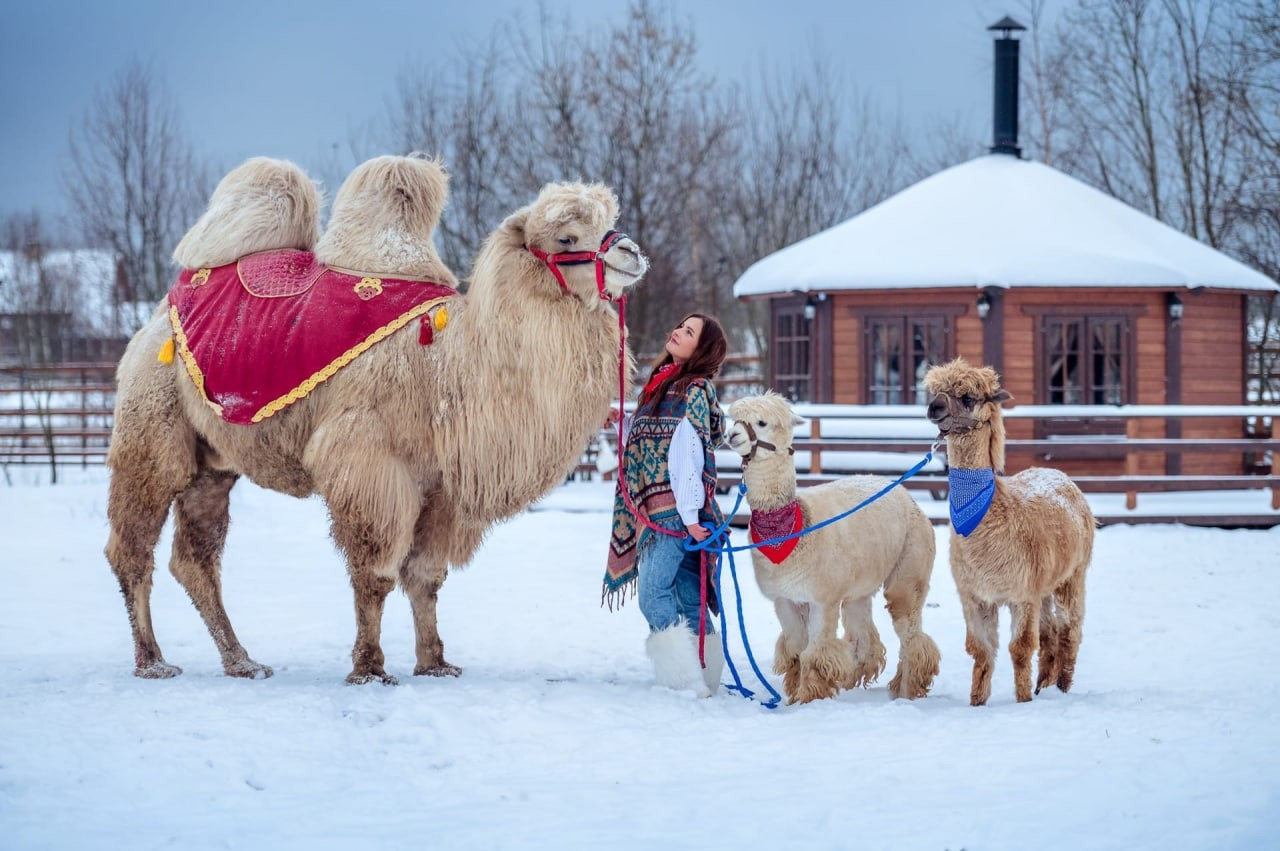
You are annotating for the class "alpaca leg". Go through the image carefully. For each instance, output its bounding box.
[168,468,271,679]
[1052,566,1088,693]
[1008,601,1040,702]
[883,578,941,701]
[959,590,998,706]
[1035,594,1063,694]
[106,467,182,678]
[310,426,419,685]
[795,601,853,704]
[839,596,886,690]
[772,599,808,701]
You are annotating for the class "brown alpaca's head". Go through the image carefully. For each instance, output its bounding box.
[923,358,1012,471]
[500,182,648,305]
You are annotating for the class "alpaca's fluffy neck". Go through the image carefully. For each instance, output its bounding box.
[741,453,798,511]
[945,416,1006,472]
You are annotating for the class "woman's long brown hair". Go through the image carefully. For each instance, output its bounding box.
[640,312,728,406]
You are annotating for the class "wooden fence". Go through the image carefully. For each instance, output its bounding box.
[4,363,1278,526]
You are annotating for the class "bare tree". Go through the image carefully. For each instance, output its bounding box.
[62,59,209,336]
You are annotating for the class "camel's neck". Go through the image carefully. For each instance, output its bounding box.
[741,454,798,511]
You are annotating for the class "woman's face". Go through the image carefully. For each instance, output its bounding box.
[665,316,704,364]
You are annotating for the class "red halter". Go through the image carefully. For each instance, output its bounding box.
[526,230,628,301]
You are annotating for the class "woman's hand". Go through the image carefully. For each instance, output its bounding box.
[603,408,621,429]
[686,522,710,542]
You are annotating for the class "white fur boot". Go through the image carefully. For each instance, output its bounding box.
[646,624,712,698]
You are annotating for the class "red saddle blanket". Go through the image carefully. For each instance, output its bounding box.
[168,249,456,425]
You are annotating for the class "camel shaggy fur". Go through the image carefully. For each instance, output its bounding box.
[106,153,647,684]
[726,392,941,704]
[924,358,1094,706]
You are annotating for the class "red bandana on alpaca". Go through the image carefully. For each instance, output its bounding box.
[750,501,804,564]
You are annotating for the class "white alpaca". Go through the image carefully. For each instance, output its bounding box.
[726,392,941,704]
[924,358,1095,706]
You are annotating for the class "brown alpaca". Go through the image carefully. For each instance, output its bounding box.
[923,358,1094,706]
[727,392,941,705]
[105,154,647,684]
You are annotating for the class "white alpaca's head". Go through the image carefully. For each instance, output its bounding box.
[496,182,648,305]
[727,392,804,462]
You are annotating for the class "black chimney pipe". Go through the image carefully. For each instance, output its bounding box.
[988,16,1026,157]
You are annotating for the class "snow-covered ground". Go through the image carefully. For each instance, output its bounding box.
[2,467,1277,850]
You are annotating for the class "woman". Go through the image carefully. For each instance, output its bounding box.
[603,312,728,697]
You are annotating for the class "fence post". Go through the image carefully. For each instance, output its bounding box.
[1272,418,1279,511]
[1125,417,1139,510]
[810,416,822,475]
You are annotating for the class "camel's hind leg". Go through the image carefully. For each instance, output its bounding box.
[838,596,885,690]
[169,468,271,678]
[772,599,808,700]
[795,601,852,704]
[883,581,941,700]
[959,589,998,706]
[106,468,182,678]
[1008,600,1040,702]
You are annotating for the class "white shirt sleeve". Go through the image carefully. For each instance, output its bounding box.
[669,415,706,526]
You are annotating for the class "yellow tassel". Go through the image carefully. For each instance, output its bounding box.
[434,306,449,331]
[157,338,175,364]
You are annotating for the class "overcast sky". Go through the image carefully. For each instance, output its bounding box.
[1,0,1032,226]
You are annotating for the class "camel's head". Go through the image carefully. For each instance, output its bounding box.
[923,357,1012,437]
[503,182,648,305]
[727,392,803,466]
[313,153,458,287]
[173,156,321,269]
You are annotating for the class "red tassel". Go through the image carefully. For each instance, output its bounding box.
[419,316,433,345]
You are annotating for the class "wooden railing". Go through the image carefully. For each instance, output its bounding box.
[0,363,117,468]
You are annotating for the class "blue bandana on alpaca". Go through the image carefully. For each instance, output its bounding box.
[948,467,995,536]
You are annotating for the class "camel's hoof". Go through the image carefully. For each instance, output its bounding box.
[414,662,462,678]
[134,661,182,679]
[225,660,274,679]
[346,670,398,686]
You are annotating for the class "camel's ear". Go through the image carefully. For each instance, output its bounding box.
[500,208,529,243]
[586,184,619,223]
[992,389,1013,404]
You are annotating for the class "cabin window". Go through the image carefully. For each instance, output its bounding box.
[864,315,951,404]
[773,305,813,401]
[1040,315,1131,405]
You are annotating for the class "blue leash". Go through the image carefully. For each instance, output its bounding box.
[684,448,939,709]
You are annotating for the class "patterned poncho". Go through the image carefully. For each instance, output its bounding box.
[603,378,725,610]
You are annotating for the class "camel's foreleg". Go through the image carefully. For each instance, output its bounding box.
[959,590,998,706]
[400,505,478,678]
[169,468,271,679]
[309,422,418,685]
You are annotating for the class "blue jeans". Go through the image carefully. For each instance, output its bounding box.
[637,524,715,633]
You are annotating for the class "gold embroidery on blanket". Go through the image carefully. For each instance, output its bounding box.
[168,305,223,417]
[354,277,383,300]
[249,295,453,424]
[190,268,211,287]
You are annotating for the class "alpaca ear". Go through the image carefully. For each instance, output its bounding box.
[791,414,806,427]
[992,389,1013,405]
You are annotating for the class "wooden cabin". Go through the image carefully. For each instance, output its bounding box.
[732,21,1279,480]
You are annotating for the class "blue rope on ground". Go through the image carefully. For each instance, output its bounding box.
[684,449,938,709]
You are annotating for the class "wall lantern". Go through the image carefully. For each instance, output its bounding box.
[803,292,826,321]
[976,292,992,320]
[1167,292,1184,321]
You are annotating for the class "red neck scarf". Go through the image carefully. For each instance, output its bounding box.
[641,362,681,403]
[750,501,804,564]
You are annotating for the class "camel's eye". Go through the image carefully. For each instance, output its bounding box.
[557,235,576,247]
